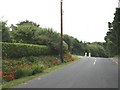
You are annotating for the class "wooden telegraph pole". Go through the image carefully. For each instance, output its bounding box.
[60,0,64,63]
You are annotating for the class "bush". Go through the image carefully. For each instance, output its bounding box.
[31,64,44,75]
[13,64,44,79]
[87,43,107,57]
[2,59,45,81]
[21,56,37,63]
[1,42,51,58]
[2,54,76,82]
[63,53,76,62]
[14,67,33,79]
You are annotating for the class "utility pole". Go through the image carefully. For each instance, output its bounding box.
[60,0,64,63]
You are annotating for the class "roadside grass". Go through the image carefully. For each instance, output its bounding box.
[112,56,119,67]
[72,55,80,59]
[2,55,79,89]
[0,83,2,90]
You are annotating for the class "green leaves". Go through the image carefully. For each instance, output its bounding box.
[1,21,11,42]
[10,20,64,55]
[87,43,107,57]
[11,21,39,44]
[64,34,85,55]
[105,8,120,56]
[1,42,51,58]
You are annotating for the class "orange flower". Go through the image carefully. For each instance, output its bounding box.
[9,72,14,80]
[2,72,5,78]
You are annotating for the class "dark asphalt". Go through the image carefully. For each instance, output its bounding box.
[15,56,118,88]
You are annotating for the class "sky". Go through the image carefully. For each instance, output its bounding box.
[0,0,118,42]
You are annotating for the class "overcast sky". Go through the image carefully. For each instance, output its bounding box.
[0,0,118,42]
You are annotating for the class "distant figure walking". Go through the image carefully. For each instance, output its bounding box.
[85,52,87,57]
[88,53,91,57]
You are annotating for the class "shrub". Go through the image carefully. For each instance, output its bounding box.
[2,59,45,81]
[63,53,76,62]
[2,54,76,82]
[14,67,33,79]
[21,56,37,63]
[31,64,44,75]
[63,60,68,63]
[2,72,14,82]
[1,42,51,58]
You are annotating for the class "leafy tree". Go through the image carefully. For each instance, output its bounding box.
[64,34,73,51]
[105,8,120,56]
[71,38,82,55]
[1,21,11,42]
[11,20,68,55]
[64,34,84,55]
[87,42,107,57]
[11,20,39,43]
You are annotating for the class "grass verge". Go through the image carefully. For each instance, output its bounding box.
[2,55,79,89]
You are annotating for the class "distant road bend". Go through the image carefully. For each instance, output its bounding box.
[16,56,118,88]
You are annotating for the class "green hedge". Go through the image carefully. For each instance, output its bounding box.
[1,42,51,58]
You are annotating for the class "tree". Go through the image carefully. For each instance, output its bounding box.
[87,42,107,57]
[1,21,11,42]
[105,8,120,56]
[64,34,84,55]
[11,20,68,55]
[63,34,73,51]
[11,20,40,43]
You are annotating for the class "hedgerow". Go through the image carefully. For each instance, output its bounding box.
[1,42,51,58]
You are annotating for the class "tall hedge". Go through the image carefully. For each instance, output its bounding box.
[1,42,51,58]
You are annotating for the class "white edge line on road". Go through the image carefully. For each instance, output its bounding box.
[114,61,118,64]
[112,59,118,65]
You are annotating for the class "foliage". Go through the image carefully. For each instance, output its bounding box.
[31,64,45,75]
[64,34,84,55]
[10,20,40,44]
[2,54,77,82]
[10,20,68,55]
[63,41,69,53]
[1,21,11,42]
[104,8,120,56]
[33,56,61,68]
[2,59,44,81]
[2,56,58,82]
[1,20,109,57]
[34,29,61,55]
[1,42,51,58]
[87,42,107,57]
[64,52,76,63]
[64,34,107,57]
[63,35,73,51]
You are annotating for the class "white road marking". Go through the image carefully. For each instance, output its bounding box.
[114,61,118,64]
[38,78,41,80]
[112,59,118,64]
[115,62,118,64]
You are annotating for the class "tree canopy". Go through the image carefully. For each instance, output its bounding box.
[1,20,108,57]
[1,21,11,42]
[105,8,120,56]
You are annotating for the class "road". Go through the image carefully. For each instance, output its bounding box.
[15,56,118,88]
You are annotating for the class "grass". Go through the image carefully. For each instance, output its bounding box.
[0,84,2,90]
[2,55,79,89]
